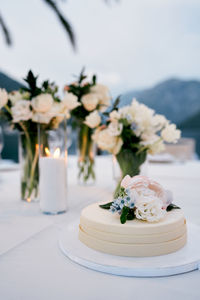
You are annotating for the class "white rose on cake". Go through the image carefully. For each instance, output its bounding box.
[81,94,99,111]
[63,92,80,110]
[93,128,123,155]
[11,100,32,122]
[84,110,101,128]
[32,93,53,113]
[0,88,8,108]
[135,195,166,222]
[161,124,181,143]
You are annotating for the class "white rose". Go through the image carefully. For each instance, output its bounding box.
[118,105,134,123]
[148,139,165,155]
[11,100,32,123]
[135,195,166,222]
[108,120,123,136]
[93,128,123,154]
[48,102,66,125]
[90,84,111,111]
[152,114,168,131]
[84,110,101,128]
[109,110,120,121]
[81,93,99,111]
[32,112,53,124]
[63,92,80,110]
[32,93,53,113]
[9,91,22,105]
[0,88,8,108]
[161,124,181,143]
[8,90,30,105]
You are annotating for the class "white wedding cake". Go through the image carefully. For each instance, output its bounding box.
[78,175,187,257]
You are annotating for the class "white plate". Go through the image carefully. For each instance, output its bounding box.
[58,220,200,277]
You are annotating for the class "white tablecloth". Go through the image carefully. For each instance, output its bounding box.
[0,156,200,300]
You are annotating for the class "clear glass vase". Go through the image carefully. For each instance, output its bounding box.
[77,124,96,185]
[114,149,147,197]
[19,117,67,202]
[19,131,40,202]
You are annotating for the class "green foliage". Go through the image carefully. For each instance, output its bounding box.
[120,206,130,224]
[115,187,127,198]
[103,95,121,118]
[120,123,141,151]
[166,203,180,211]
[99,202,113,209]
[22,70,59,99]
[67,69,97,124]
[43,0,76,50]
[116,149,147,178]
[127,210,135,220]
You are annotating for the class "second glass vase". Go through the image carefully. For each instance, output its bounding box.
[77,124,96,185]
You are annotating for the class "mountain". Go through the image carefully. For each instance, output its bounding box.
[121,78,200,124]
[180,110,200,129]
[0,71,25,91]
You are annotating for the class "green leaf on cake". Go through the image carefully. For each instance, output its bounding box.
[166,203,181,211]
[127,209,135,220]
[99,202,113,209]
[120,206,130,224]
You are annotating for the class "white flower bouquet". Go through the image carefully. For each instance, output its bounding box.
[63,69,111,184]
[93,98,181,195]
[0,70,68,201]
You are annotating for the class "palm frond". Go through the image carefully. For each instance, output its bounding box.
[43,0,76,50]
[0,14,12,46]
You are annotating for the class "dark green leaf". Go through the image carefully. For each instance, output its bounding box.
[43,0,76,50]
[99,202,113,209]
[112,95,121,110]
[0,14,12,46]
[127,209,135,220]
[92,75,96,85]
[166,203,180,211]
[120,206,130,224]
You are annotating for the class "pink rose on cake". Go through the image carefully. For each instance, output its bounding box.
[121,175,172,209]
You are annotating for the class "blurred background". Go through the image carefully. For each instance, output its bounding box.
[0,0,200,161]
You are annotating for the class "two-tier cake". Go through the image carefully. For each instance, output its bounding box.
[78,175,187,257]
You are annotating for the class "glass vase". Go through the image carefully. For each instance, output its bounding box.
[77,124,96,185]
[114,149,147,197]
[19,131,40,202]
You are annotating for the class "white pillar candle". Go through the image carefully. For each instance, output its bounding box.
[39,156,67,214]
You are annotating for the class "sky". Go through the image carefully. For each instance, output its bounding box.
[0,0,200,96]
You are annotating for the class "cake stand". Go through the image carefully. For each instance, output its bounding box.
[58,220,200,277]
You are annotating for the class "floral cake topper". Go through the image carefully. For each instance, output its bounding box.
[100,175,180,224]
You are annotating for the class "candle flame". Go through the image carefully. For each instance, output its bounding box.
[53,148,60,158]
[45,147,51,157]
[35,144,39,151]
[44,147,61,158]
[27,197,31,203]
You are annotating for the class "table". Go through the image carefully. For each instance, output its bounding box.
[0,156,200,300]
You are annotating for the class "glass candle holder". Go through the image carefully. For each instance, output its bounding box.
[38,117,68,214]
